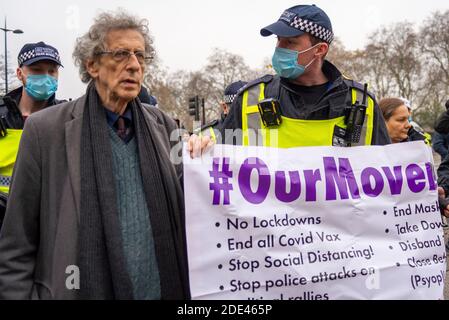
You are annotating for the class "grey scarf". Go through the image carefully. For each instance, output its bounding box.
[78,83,189,299]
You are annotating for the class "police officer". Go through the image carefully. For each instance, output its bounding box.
[211,4,391,148]
[196,80,247,142]
[0,41,65,228]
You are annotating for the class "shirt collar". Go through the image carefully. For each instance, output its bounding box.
[104,105,133,128]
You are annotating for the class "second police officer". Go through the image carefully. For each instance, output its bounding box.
[0,42,65,229]
[218,4,391,148]
[198,80,247,141]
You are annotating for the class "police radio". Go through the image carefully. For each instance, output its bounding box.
[345,84,368,145]
[257,98,282,128]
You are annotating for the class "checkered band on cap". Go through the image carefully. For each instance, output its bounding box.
[224,94,237,104]
[290,16,334,44]
[17,45,62,67]
[18,49,36,66]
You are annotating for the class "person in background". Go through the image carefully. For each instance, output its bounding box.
[433,131,449,161]
[434,99,449,228]
[0,41,65,230]
[138,85,158,107]
[400,98,431,145]
[220,80,248,123]
[434,99,449,135]
[378,97,426,144]
[1,42,65,128]
[196,80,247,141]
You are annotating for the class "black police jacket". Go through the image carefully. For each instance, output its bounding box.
[435,110,449,135]
[0,87,65,230]
[406,127,426,142]
[438,155,449,196]
[198,112,227,134]
[0,86,66,129]
[221,60,391,146]
[433,110,449,195]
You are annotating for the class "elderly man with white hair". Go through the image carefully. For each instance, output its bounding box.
[0,11,189,300]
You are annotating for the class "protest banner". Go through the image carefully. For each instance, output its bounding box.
[183,142,446,300]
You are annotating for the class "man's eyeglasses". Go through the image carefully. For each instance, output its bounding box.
[95,49,153,64]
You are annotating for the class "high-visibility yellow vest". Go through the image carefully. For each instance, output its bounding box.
[0,129,23,194]
[241,83,375,148]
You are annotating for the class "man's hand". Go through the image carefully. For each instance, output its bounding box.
[438,187,449,217]
[187,134,214,159]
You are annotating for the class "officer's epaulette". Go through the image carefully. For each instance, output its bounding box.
[238,74,274,95]
[193,120,219,135]
[342,78,376,101]
[200,119,219,131]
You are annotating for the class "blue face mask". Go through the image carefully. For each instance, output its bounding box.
[24,74,58,101]
[272,44,320,79]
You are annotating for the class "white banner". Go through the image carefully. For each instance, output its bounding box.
[183,142,446,300]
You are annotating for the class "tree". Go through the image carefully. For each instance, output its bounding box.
[325,17,449,130]
[200,48,256,121]
[0,53,19,96]
[414,10,449,129]
[362,23,423,103]
[421,10,449,88]
[327,38,366,81]
[143,55,179,116]
[144,48,274,131]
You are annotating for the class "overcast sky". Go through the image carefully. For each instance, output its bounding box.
[0,0,447,99]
